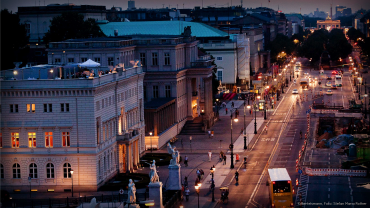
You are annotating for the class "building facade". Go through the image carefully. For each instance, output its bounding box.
[0,57,144,192]
[317,20,341,31]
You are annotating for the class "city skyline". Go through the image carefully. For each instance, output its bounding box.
[1,0,370,16]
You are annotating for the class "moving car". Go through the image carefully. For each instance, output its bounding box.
[292,89,299,94]
[331,85,337,89]
[326,89,333,95]
[326,82,331,87]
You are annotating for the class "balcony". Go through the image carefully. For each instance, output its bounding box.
[190,60,213,68]
[116,129,140,141]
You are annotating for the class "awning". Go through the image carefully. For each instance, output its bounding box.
[78,59,101,67]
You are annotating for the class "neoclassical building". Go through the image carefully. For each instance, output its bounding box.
[0,60,145,192]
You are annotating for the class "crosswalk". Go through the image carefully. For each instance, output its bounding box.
[295,174,309,208]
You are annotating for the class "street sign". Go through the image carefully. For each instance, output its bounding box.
[298,169,303,174]
[119,189,124,194]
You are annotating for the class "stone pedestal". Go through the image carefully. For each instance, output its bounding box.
[148,182,164,208]
[167,165,181,190]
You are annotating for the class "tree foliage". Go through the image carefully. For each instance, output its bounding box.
[1,9,29,70]
[268,34,295,64]
[326,29,352,61]
[347,27,365,41]
[43,12,105,45]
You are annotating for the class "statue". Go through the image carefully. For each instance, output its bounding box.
[89,197,99,208]
[183,26,192,37]
[127,179,137,204]
[167,143,180,166]
[149,160,159,183]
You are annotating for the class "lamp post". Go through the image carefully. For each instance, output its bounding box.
[246,105,251,149]
[210,166,215,202]
[70,169,74,197]
[230,109,238,169]
[195,183,201,208]
[149,132,153,153]
[254,101,257,134]
[365,80,367,119]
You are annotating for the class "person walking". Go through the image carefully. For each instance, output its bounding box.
[208,150,212,162]
[184,155,188,167]
[185,187,190,201]
[196,169,201,181]
[211,130,214,139]
[184,176,189,188]
[231,102,234,108]
[208,130,211,138]
[226,107,228,114]
[223,155,227,165]
[219,153,223,162]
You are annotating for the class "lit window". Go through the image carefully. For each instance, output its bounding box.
[46,163,54,178]
[29,163,38,178]
[27,104,36,113]
[11,132,19,148]
[62,132,70,147]
[45,132,53,148]
[28,132,36,148]
[63,163,72,178]
[13,163,21,178]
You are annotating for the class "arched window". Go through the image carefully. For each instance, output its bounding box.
[29,163,38,178]
[63,163,71,178]
[46,163,54,178]
[13,163,21,178]
[1,164,4,178]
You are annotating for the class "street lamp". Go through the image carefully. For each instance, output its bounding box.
[149,132,153,153]
[70,169,74,197]
[230,109,238,169]
[195,184,201,208]
[210,166,215,202]
[254,102,257,134]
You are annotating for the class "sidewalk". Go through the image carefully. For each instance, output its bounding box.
[218,100,245,116]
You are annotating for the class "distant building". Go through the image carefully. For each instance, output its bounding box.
[17,4,107,43]
[128,1,135,10]
[335,6,351,18]
[107,7,180,22]
[286,13,305,35]
[313,8,327,19]
[360,12,370,37]
[317,19,341,31]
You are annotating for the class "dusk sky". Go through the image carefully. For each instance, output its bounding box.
[1,0,370,15]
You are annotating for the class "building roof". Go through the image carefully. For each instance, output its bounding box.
[99,21,229,38]
[286,13,304,20]
[268,168,291,182]
[144,98,176,110]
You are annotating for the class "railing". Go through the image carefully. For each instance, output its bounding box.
[190,61,213,68]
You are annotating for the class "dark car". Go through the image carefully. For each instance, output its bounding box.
[1,190,10,202]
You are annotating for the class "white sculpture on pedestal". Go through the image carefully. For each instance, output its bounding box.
[167,143,180,166]
[149,160,159,183]
[127,179,137,204]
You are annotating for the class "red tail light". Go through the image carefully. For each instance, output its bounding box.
[288,180,291,183]
[273,181,275,184]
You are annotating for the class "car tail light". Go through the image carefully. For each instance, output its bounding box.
[272,204,275,208]
[273,181,275,184]
[290,202,294,207]
[288,180,290,183]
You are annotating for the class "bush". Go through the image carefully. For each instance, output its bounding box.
[99,173,150,191]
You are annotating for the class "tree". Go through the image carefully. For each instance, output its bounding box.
[298,29,328,65]
[326,29,352,61]
[347,27,365,41]
[1,9,29,70]
[43,12,105,45]
[358,37,370,64]
[268,34,295,65]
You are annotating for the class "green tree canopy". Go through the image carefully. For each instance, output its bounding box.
[326,29,352,61]
[43,12,105,45]
[1,9,29,70]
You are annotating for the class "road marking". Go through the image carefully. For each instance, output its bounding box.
[328,188,330,191]
[246,96,295,208]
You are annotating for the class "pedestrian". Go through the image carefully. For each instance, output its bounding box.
[223,155,227,165]
[232,102,234,108]
[219,153,223,162]
[185,187,190,201]
[208,130,211,138]
[181,185,185,200]
[208,150,212,162]
[211,130,214,138]
[226,107,228,114]
[184,155,188,167]
[184,176,188,187]
[196,169,201,180]
[195,177,200,186]
[189,136,192,144]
